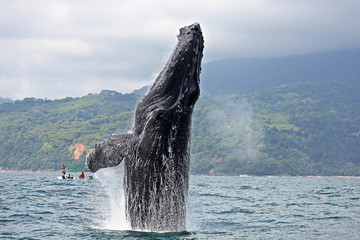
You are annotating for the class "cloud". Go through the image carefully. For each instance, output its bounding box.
[0,0,359,99]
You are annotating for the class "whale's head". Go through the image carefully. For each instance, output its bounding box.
[134,23,204,137]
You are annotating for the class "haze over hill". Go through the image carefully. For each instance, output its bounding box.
[201,48,360,95]
[0,98,12,105]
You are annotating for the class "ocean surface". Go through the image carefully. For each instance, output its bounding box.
[0,170,359,239]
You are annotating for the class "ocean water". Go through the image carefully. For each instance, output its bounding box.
[0,171,359,239]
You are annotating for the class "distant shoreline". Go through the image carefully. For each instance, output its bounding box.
[1,170,359,178]
[305,175,360,178]
[202,174,360,178]
[0,170,91,173]
[0,170,57,173]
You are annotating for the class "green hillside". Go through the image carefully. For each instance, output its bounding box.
[0,80,359,175]
[0,90,138,171]
[192,79,360,175]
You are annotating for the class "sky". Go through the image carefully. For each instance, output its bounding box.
[1,0,360,100]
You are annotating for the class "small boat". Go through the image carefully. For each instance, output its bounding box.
[57,176,80,180]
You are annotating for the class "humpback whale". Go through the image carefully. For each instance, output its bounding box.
[87,22,204,232]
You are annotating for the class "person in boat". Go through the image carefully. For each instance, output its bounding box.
[80,172,85,179]
[61,165,66,179]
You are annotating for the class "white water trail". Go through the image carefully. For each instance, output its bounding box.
[94,162,131,230]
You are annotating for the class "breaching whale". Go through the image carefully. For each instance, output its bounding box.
[87,22,204,232]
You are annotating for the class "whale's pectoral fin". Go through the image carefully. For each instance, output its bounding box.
[86,133,134,173]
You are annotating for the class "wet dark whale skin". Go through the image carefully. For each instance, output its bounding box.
[87,23,204,232]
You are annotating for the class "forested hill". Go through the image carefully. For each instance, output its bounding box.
[1,79,359,175]
[192,79,360,176]
[201,48,360,96]
[0,90,139,170]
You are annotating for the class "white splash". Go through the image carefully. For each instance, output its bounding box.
[92,161,197,232]
[94,163,131,230]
